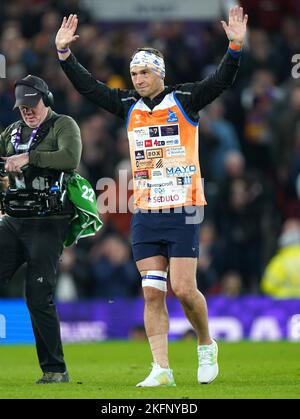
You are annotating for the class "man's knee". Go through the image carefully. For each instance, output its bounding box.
[25,280,55,310]
[143,286,166,304]
[141,270,168,301]
[172,283,196,302]
[26,294,55,313]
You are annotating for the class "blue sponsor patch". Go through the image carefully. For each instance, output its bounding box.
[167,109,178,123]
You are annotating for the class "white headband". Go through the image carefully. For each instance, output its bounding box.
[130,50,165,79]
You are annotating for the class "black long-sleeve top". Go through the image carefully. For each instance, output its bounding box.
[59,49,241,123]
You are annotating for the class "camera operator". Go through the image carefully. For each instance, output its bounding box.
[0,75,82,384]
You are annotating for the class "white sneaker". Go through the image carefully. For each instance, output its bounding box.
[136,363,176,387]
[197,339,219,384]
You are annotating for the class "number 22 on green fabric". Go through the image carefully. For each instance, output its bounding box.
[81,185,94,203]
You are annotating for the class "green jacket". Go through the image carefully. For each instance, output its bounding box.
[64,173,103,247]
[0,108,82,172]
[0,108,82,215]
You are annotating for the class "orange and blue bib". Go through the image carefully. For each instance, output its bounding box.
[127,92,206,210]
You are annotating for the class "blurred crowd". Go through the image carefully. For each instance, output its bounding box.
[1,0,300,299]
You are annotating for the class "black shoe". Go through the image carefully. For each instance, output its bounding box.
[36,371,70,384]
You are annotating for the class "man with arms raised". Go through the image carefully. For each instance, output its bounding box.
[55,7,247,386]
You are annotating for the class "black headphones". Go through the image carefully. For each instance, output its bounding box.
[14,75,54,107]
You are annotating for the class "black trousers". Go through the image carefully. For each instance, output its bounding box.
[0,215,70,373]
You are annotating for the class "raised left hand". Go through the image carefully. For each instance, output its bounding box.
[221,6,248,45]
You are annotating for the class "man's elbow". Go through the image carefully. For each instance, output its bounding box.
[64,157,80,171]
[62,150,81,170]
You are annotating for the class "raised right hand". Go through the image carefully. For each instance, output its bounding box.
[55,14,79,50]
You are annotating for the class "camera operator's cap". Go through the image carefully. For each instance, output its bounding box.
[13,75,46,109]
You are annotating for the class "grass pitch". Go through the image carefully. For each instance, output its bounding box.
[0,341,299,399]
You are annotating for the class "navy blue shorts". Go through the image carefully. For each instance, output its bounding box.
[131,207,201,262]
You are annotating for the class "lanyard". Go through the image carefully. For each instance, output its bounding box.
[11,126,40,154]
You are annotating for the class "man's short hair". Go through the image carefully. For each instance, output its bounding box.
[131,47,164,60]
